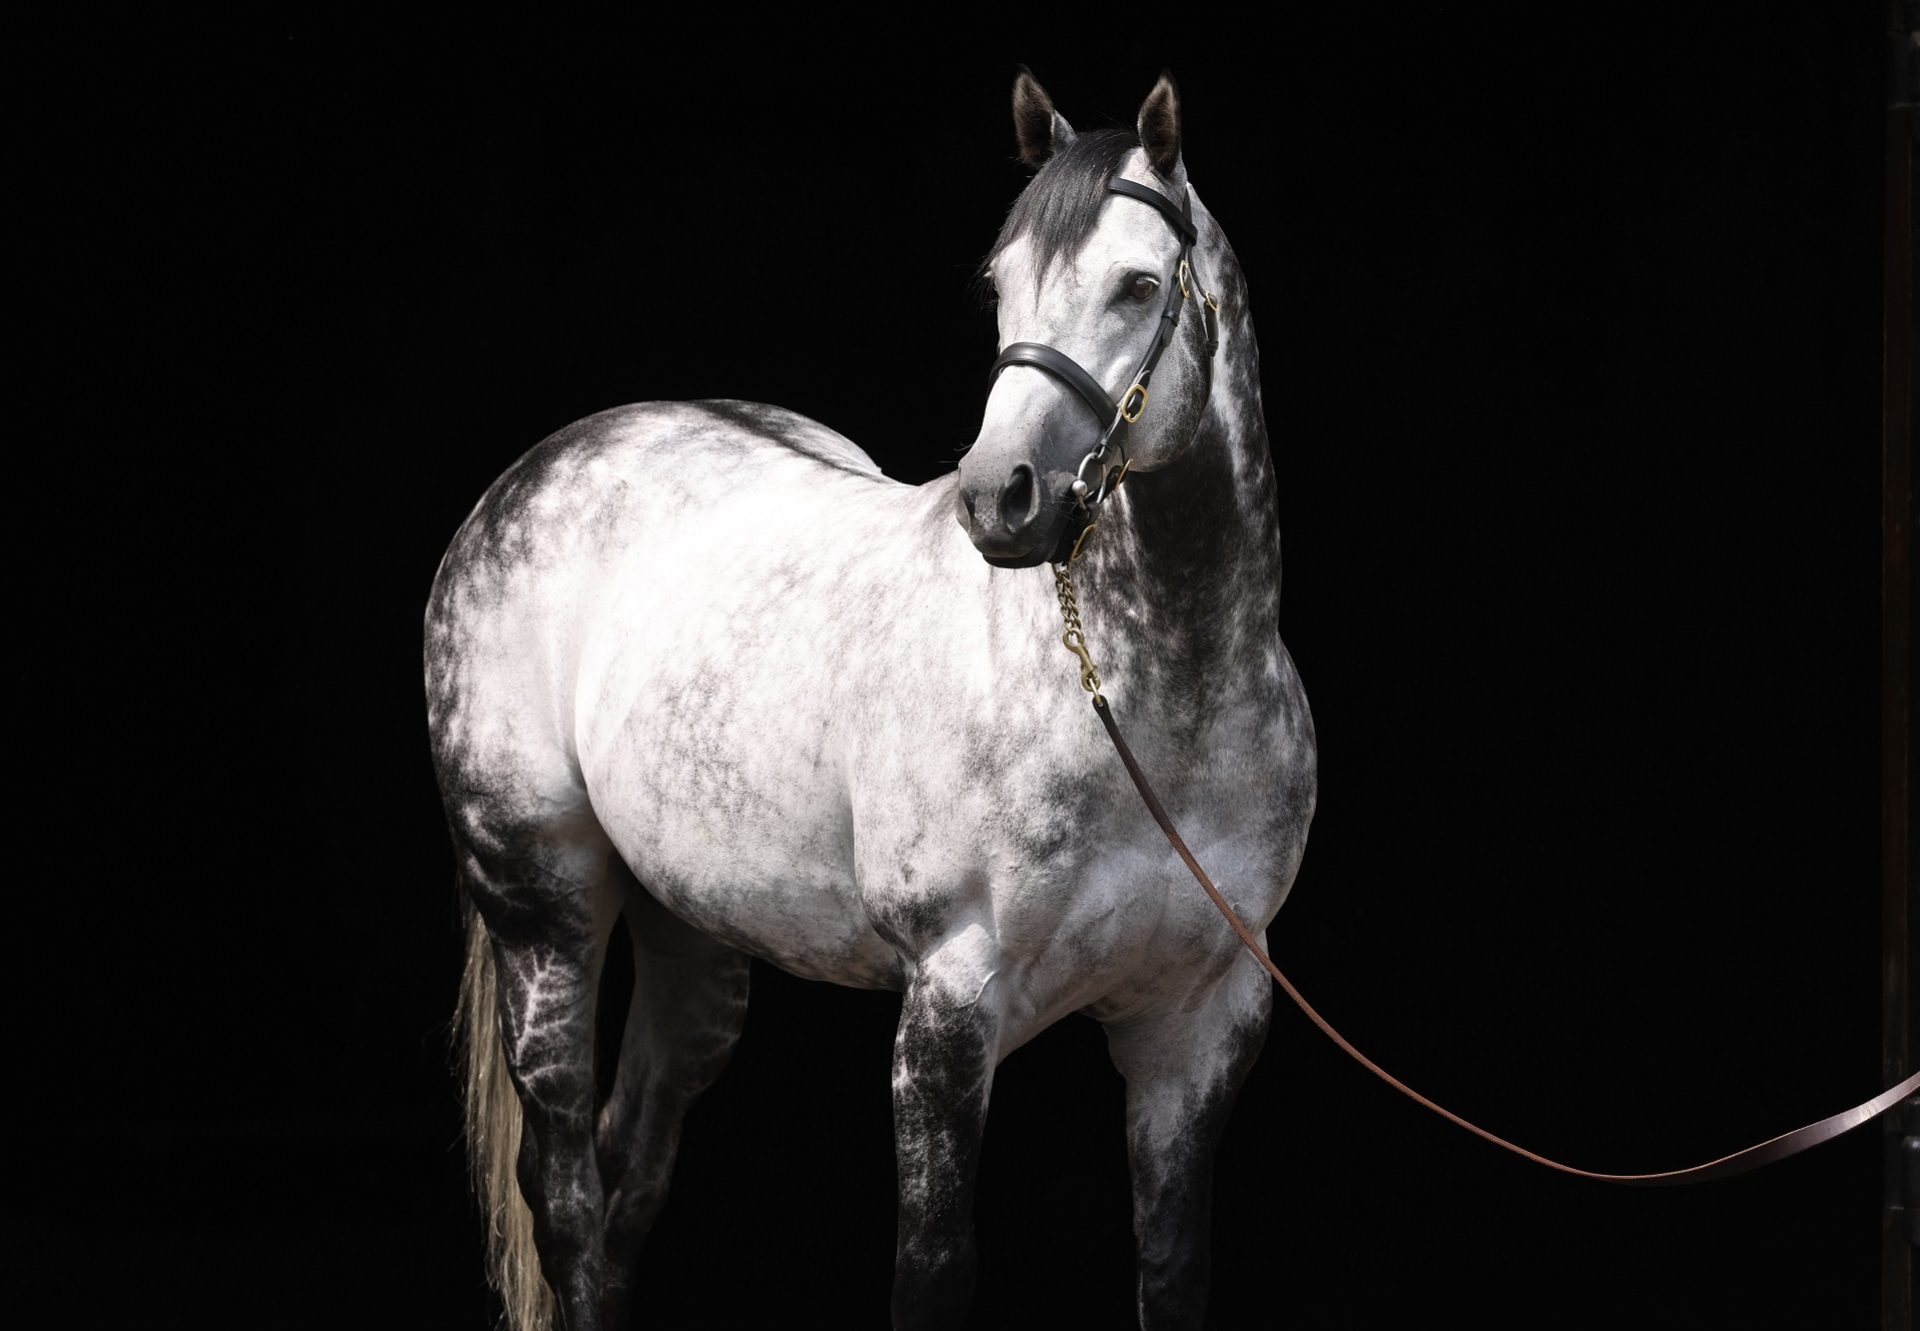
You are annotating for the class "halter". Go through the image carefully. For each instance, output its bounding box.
[988,178,1221,563]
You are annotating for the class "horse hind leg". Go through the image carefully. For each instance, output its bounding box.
[595,882,751,1329]
[456,810,623,1331]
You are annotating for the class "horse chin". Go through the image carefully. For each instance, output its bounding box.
[971,513,1073,568]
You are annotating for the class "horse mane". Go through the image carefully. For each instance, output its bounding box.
[978,127,1146,295]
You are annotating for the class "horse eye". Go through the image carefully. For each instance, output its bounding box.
[1128,275,1159,303]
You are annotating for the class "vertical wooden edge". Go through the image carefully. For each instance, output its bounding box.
[1883,4,1915,1330]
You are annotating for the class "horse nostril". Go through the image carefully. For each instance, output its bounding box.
[999,464,1037,534]
[962,488,977,522]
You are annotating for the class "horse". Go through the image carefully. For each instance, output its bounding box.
[423,69,1317,1330]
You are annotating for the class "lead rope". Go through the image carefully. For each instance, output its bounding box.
[1049,558,1920,1184]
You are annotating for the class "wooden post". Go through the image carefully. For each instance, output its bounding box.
[1883,5,1915,1331]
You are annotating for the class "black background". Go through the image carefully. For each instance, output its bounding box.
[20,7,1905,1329]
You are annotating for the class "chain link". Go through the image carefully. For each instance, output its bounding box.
[1051,561,1104,701]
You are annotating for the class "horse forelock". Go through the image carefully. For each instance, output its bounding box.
[978,127,1150,290]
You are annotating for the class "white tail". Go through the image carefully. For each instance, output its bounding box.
[456,905,555,1331]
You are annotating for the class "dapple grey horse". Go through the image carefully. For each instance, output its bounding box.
[424,70,1316,1330]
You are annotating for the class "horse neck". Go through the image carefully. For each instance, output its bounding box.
[1070,310,1283,728]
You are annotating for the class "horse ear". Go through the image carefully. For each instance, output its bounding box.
[1136,69,1182,176]
[1012,66,1075,170]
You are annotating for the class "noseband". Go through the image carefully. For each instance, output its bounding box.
[988,178,1221,563]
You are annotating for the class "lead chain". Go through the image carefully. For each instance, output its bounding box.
[1051,561,1104,702]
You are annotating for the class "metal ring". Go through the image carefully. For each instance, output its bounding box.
[1073,446,1108,503]
[1120,384,1148,423]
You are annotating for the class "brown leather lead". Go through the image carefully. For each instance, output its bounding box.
[1090,694,1920,1185]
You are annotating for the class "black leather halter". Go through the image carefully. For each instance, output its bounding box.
[988,178,1221,563]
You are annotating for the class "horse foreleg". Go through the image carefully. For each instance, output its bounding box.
[595,886,751,1330]
[889,941,1003,1330]
[1103,954,1272,1331]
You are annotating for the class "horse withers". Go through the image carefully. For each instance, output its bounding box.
[424,70,1316,1330]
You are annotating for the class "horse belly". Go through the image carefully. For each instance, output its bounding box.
[596,760,899,989]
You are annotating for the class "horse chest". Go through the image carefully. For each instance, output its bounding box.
[845,686,1308,1004]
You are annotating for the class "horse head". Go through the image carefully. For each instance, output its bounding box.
[957,70,1221,567]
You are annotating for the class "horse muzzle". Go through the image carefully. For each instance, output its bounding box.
[955,458,1078,567]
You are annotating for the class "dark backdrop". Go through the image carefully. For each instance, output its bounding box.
[21,8,1899,1329]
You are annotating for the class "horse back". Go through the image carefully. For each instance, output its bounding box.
[422,399,904,843]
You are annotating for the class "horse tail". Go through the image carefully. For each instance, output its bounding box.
[455,899,555,1331]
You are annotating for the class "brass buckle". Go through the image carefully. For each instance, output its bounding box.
[1177,258,1191,301]
[1120,383,1148,423]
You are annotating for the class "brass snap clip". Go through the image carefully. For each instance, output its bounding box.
[1061,628,1101,695]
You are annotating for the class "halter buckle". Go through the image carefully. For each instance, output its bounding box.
[1120,383,1148,423]
[1177,258,1191,302]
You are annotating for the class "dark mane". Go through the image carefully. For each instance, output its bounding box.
[980,127,1144,290]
